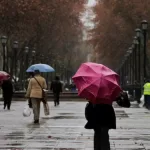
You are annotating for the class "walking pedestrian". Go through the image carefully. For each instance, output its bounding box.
[25,70,47,124]
[1,78,13,110]
[50,76,62,106]
[143,79,150,109]
[85,102,115,150]
[85,92,130,150]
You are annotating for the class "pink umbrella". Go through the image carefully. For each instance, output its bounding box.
[0,71,10,81]
[72,62,122,104]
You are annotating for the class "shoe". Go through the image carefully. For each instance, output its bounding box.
[34,120,39,124]
[4,105,6,109]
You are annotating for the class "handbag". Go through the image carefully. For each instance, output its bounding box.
[116,92,131,108]
[43,102,50,116]
[34,77,47,103]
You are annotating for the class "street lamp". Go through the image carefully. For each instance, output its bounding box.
[25,46,29,53]
[135,28,142,83]
[141,20,148,80]
[133,36,139,84]
[25,46,29,69]
[13,41,19,49]
[32,50,36,64]
[13,41,19,82]
[123,54,128,86]
[141,20,148,30]
[22,46,29,89]
[40,54,44,63]
[127,47,133,84]
[121,60,125,86]
[1,36,7,71]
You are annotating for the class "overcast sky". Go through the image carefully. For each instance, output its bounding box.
[87,0,96,7]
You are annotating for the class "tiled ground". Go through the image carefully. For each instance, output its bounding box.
[0,101,150,150]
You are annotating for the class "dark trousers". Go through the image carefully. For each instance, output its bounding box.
[94,127,110,150]
[144,95,150,109]
[53,92,60,106]
[3,95,12,110]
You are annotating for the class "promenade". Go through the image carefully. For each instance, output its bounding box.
[0,101,149,150]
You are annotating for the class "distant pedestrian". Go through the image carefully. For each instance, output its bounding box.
[50,76,62,106]
[143,79,150,109]
[25,70,47,124]
[1,78,13,110]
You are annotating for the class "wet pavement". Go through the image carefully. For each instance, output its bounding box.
[0,101,150,150]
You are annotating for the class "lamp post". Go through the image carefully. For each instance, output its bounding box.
[1,36,7,71]
[141,20,148,81]
[25,46,29,70]
[131,43,136,85]
[124,53,130,85]
[32,50,36,64]
[13,41,19,82]
[135,28,141,83]
[121,62,125,86]
[127,47,133,84]
[22,46,29,89]
[133,36,139,84]
[40,54,44,63]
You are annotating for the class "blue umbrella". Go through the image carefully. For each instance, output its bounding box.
[26,64,55,72]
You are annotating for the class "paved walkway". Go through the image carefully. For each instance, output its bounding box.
[0,101,150,150]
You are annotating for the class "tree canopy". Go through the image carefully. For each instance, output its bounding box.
[0,0,87,75]
[91,0,150,70]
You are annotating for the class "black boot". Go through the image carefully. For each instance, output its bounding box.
[34,120,39,124]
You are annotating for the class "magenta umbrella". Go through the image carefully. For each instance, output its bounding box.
[72,62,122,104]
[0,71,10,81]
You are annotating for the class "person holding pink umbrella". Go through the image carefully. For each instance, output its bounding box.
[0,71,13,110]
[72,62,130,150]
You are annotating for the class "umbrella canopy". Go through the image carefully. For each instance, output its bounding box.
[72,62,122,104]
[0,71,10,81]
[26,64,55,73]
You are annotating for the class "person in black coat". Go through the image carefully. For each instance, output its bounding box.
[85,102,115,150]
[84,92,130,150]
[50,76,62,106]
[1,79,13,110]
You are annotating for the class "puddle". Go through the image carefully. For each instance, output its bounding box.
[7,143,22,146]
[54,148,79,150]
[59,113,74,115]
[115,110,128,118]
[5,131,24,140]
[27,135,74,141]
[51,111,128,119]
[50,116,83,119]
[114,103,139,108]
[51,136,75,140]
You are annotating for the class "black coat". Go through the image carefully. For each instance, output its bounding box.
[85,102,116,130]
[50,80,62,93]
[1,80,13,98]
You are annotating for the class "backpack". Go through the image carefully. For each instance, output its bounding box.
[116,91,131,108]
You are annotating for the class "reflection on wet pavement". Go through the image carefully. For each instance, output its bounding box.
[0,101,149,149]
